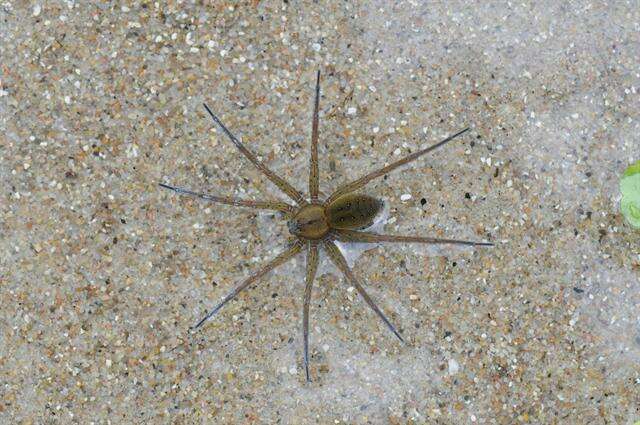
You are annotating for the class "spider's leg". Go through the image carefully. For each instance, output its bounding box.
[323,240,404,342]
[334,229,493,247]
[327,128,469,203]
[203,103,307,205]
[159,183,295,214]
[303,241,319,382]
[193,241,303,329]
[309,70,321,201]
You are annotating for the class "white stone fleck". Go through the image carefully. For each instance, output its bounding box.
[448,358,459,375]
[400,193,412,201]
[125,143,139,158]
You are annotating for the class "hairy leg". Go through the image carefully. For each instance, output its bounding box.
[323,241,404,342]
[303,241,319,382]
[309,71,321,201]
[193,241,303,329]
[203,103,307,205]
[327,128,469,203]
[159,183,295,214]
[334,229,493,247]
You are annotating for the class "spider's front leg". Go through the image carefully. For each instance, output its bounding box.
[192,241,303,329]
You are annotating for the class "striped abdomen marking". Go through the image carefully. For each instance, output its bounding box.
[326,193,383,230]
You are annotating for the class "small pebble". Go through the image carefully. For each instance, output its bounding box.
[448,359,459,375]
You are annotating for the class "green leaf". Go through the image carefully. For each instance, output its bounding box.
[623,161,640,178]
[620,160,640,229]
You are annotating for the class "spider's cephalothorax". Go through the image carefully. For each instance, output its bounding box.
[160,70,493,382]
[288,203,329,239]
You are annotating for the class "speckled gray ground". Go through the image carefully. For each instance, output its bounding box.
[1,1,639,423]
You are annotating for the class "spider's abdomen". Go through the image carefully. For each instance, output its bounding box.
[326,193,383,230]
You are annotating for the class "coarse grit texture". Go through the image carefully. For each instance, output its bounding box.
[1,1,639,424]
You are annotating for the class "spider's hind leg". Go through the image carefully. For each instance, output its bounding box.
[303,241,319,382]
[327,128,469,203]
[334,229,494,247]
[323,241,404,343]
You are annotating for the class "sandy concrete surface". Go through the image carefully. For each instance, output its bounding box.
[1,1,639,423]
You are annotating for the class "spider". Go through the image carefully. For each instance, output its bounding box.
[160,71,492,382]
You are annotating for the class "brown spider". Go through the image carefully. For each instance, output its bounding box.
[160,71,492,382]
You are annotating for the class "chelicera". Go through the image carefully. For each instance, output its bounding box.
[160,71,492,382]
